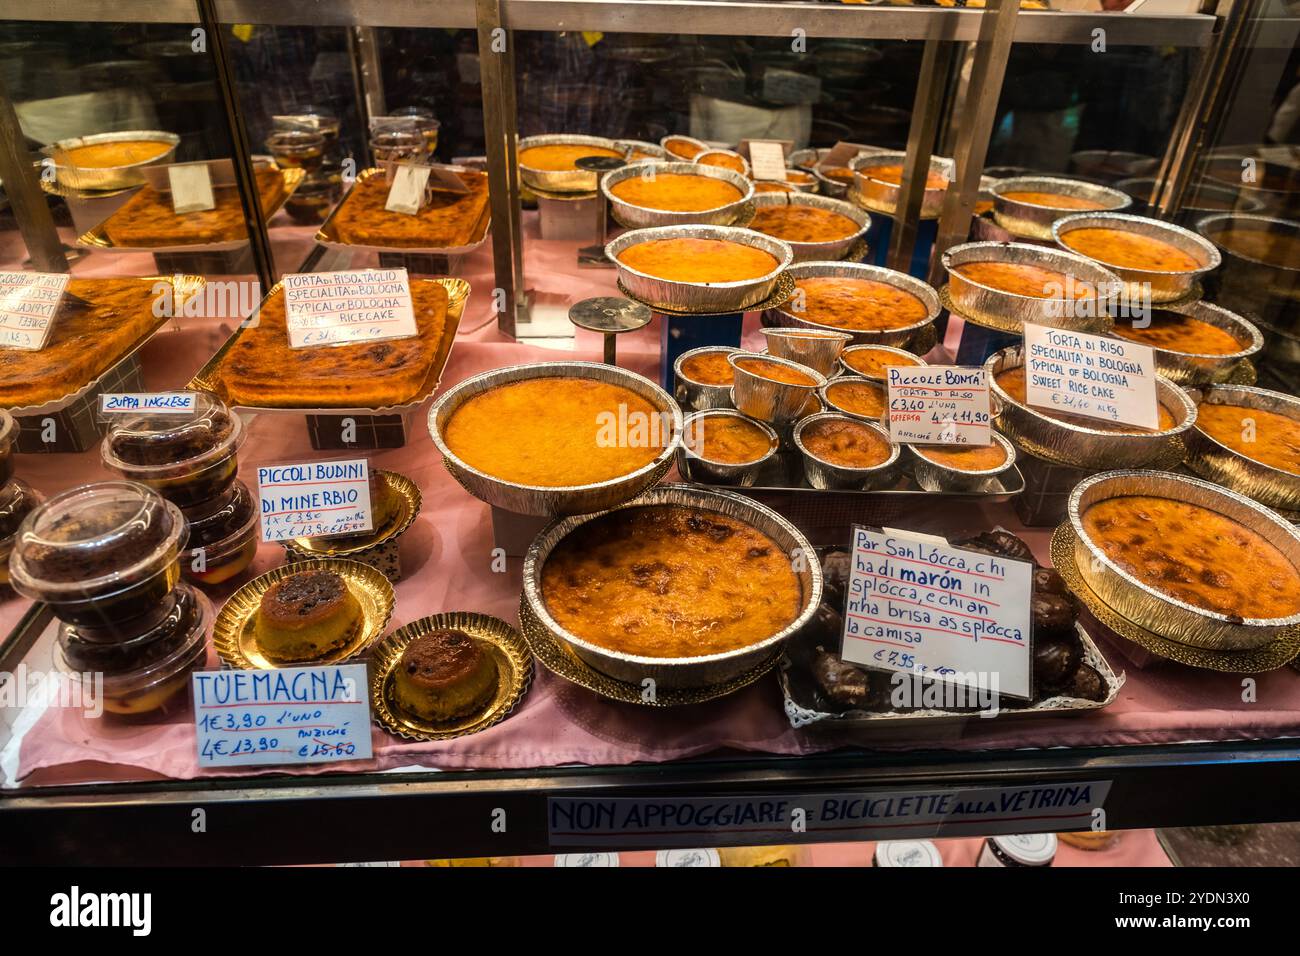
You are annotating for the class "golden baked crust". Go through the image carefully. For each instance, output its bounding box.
[750,205,859,243]
[618,238,776,282]
[219,280,450,408]
[791,276,928,331]
[330,170,489,249]
[0,278,166,407]
[1196,402,1300,475]
[1110,312,1242,356]
[102,167,286,246]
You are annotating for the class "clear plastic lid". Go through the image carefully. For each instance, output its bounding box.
[875,840,944,867]
[101,391,243,478]
[9,480,188,599]
[990,833,1058,865]
[0,478,41,543]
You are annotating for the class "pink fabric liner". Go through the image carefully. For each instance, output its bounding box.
[4,217,1298,788]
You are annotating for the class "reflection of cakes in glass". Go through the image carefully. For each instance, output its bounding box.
[393,629,498,721]
[254,569,362,661]
[264,130,326,172]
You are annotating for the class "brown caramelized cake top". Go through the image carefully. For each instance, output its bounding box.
[1215,228,1300,270]
[609,173,743,212]
[801,418,891,468]
[617,237,777,282]
[819,166,855,182]
[1110,311,1243,356]
[753,181,796,194]
[1195,402,1300,476]
[20,501,170,583]
[0,278,167,407]
[540,505,803,658]
[750,205,859,243]
[858,164,949,190]
[686,415,775,464]
[1082,495,1300,619]
[733,357,819,387]
[999,191,1109,211]
[330,170,489,248]
[63,140,172,168]
[916,442,1008,471]
[790,276,929,331]
[785,170,816,186]
[994,366,1175,432]
[518,143,623,171]
[696,150,747,174]
[953,261,1093,299]
[679,351,735,386]
[102,166,285,246]
[260,571,349,626]
[842,347,922,379]
[1060,227,1202,272]
[444,377,665,487]
[399,629,487,689]
[663,137,705,160]
[824,379,887,418]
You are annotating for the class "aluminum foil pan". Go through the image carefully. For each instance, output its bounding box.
[766,261,941,348]
[1109,300,1262,386]
[1184,383,1300,511]
[942,240,1121,334]
[677,409,779,486]
[601,162,754,229]
[1069,470,1300,650]
[760,327,851,376]
[659,134,708,161]
[750,191,871,262]
[429,361,682,517]
[793,412,900,490]
[695,148,751,178]
[517,134,622,192]
[839,343,928,379]
[41,130,179,190]
[1197,213,1300,303]
[606,224,792,313]
[985,345,1196,470]
[850,150,954,218]
[813,164,855,198]
[615,139,667,163]
[673,345,739,411]
[1115,177,1265,218]
[991,176,1131,241]
[729,352,827,424]
[781,169,819,192]
[521,483,822,689]
[908,432,1017,493]
[1052,212,1222,304]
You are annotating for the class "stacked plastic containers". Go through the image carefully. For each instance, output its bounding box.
[100,392,257,587]
[0,410,43,586]
[9,481,207,715]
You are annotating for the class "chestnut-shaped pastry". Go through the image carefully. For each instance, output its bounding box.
[820,550,852,610]
[812,647,883,709]
[805,603,844,645]
[1033,565,1071,598]
[1033,635,1082,690]
[1032,591,1076,641]
[1066,663,1107,702]
[951,530,1035,564]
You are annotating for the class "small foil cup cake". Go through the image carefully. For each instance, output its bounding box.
[282,470,421,584]
[839,344,928,380]
[728,352,827,424]
[908,433,1018,492]
[677,409,780,486]
[760,327,852,377]
[819,376,889,426]
[794,412,900,490]
[674,345,740,412]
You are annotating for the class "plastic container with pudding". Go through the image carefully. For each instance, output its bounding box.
[101,392,244,509]
[977,833,1057,867]
[181,479,259,586]
[57,584,211,716]
[0,408,15,487]
[9,481,188,628]
[0,479,42,587]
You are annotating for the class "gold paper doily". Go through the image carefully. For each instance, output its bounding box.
[1050,523,1300,673]
[518,597,781,707]
[370,612,533,741]
[617,269,795,318]
[213,558,396,669]
[1224,359,1258,386]
[284,471,421,557]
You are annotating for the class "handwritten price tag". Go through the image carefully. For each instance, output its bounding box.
[747,141,788,181]
[841,526,1032,699]
[192,664,372,768]
[1023,323,1158,430]
[886,366,991,445]
[0,271,68,350]
[282,268,417,349]
[257,458,372,543]
[100,392,197,414]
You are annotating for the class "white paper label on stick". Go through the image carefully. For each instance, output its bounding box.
[1022,322,1158,430]
[167,162,216,214]
[282,268,417,348]
[0,271,68,350]
[886,366,991,446]
[192,664,372,768]
[385,164,433,214]
[257,458,372,542]
[841,526,1032,700]
[747,141,788,181]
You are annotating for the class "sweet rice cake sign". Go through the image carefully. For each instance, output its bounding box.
[282,268,417,348]
[0,271,69,350]
[257,458,373,542]
[1022,322,1159,430]
[841,526,1032,699]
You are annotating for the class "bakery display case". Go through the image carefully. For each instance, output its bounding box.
[0,0,1299,870]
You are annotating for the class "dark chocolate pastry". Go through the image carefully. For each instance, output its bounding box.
[1033,635,1082,690]
[805,603,844,644]
[0,481,39,540]
[1065,662,1107,702]
[820,550,852,610]
[61,585,201,672]
[1032,591,1076,641]
[812,647,881,709]
[951,530,1035,564]
[184,480,255,549]
[1033,565,1071,598]
[108,407,235,467]
[22,501,173,583]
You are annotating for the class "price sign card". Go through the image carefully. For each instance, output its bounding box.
[257,458,372,542]
[167,162,215,213]
[192,664,372,768]
[1023,322,1159,430]
[282,268,417,348]
[100,392,197,415]
[841,526,1032,699]
[743,140,789,181]
[0,271,69,350]
[886,366,991,445]
[385,163,433,214]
